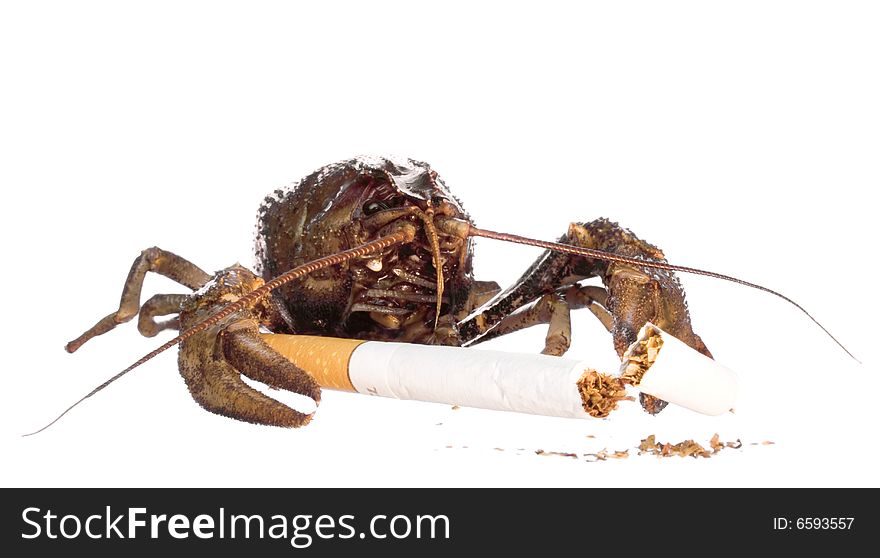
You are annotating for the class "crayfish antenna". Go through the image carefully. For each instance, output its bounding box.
[467,226,860,363]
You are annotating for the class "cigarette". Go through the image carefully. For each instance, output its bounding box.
[259,334,627,419]
[259,323,736,419]
[620,323,737,416]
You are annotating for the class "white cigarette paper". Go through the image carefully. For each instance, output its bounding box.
[622,323,737,415]
[349,342,594,419]
[263,325,738,419]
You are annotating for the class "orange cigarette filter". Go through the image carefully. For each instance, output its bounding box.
[260,334,363,392]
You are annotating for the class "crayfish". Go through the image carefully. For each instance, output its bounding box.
[30,156,853,432]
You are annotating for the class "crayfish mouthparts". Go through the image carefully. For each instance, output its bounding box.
[355,217,459,330]
[367,212,471,329]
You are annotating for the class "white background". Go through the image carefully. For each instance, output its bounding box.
[2,1,877,487]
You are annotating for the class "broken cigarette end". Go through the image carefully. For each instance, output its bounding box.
[577,369,633,418]
[620,327,663,386]
[620,323,738,416]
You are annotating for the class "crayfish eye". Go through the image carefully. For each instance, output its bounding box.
[363,201,384,215]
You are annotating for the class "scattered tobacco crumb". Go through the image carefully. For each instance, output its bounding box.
[442,433,753,460]
[708,433,741,451]
[585,449,630,462]
[451,405,461,411]
[639,433,742,458]
[529,448,631,461]
[535,449,579,459]
[576,369,633,418]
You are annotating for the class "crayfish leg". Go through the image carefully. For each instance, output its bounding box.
[137,293,188,337]
[65,247,211,353]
